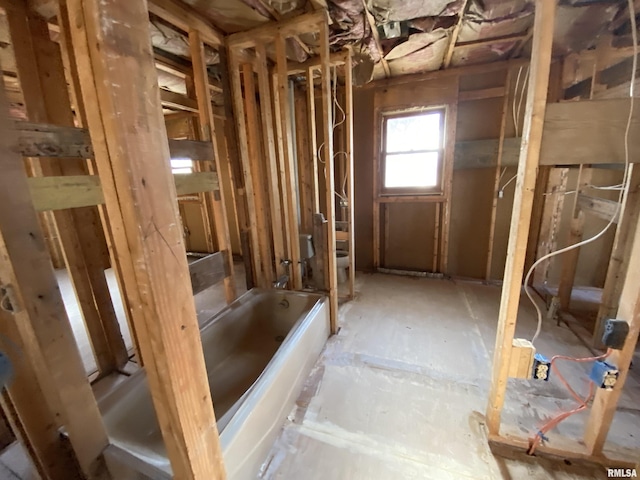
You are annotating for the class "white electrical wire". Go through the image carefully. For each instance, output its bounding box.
[501,173,518,192]
[528,0,637,345]
[516,66,530,137]
[513,66,524,134]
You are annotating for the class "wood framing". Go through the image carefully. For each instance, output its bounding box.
[557,166,593,310]
[227,11,325,49]
[344,52,356,299]
[439,91,459,273]
[15,121,216,160]
[443,0,471,68]
[0,80,108,478]
[218,47,257,289]
[540,99,640,165]
[190,29,237,302]
[287,51,348,74]
[306,67,320,214]
[27,172,219,211]
[577,194,620,224]
[361,0,390,77]
[275,34,303,289]
[486,0,557,435]
[241,62,273,287]
[486,70,511,280]
[595,165,640,343]
[148,0,224,47]
[226,54,265,287]
[5,0,127,375]
[255,43,287,280]
[319,20,339,331]
[63,0,225,477]
[584,181,640,453]
[531,168,569,286]
[189,251,230,295]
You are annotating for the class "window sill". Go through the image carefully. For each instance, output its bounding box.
[376,194,446,203]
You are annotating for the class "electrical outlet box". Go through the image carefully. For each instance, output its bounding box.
[602,319,629,350]
[508,339,536,379]
[589,361,618,390]
[532,353,551,381]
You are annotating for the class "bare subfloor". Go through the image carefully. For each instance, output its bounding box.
[260,273,640,480]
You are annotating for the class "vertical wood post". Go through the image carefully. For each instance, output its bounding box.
[557,166,592,309]
[255,43,286,280]
[486,0,557,435]
[439,85,459,274]
[242,63,274,287]
[344,52,356,299]
[64,1,226,477]
[225,55,264,287]
[319,19,339,331]
[532,168,569,286]
[276,35,303,290]
[307,67,321,214]
[190,31,237,303]
[219,47,256,290]
[486,70,512,280]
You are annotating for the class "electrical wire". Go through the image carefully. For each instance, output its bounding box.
[501,173,518,193]
[527,0,637,345]
[516,66,530,137]
[513,66,524,134]
[528,349,611,454]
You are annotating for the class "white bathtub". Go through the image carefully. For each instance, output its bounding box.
[98,288,329,479]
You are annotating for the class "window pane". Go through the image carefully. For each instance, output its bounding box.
[385,112,441,153]
[384,152,439,188]
[171,158,193,174]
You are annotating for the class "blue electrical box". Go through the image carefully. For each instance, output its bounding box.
[532,353,551,381]
[589,361,618,390]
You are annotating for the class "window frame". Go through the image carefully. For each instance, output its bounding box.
[379,107,447,197]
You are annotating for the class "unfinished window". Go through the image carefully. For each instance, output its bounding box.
[382,109,445,195]
[170,158,193,174]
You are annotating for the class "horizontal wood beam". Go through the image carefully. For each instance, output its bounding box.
[154,48,223,93]
[454,137,521,169]
[28,172,219,211]
[459,86,506,102]
[287,50,349,75]
[540,98,640,166]
[577,193,620,224]
[227,11,326,49]
[28,175,103,211]
[148,0,224,47]
[160,89,199,112]
[456,33,529,50]
[188,251,230,294]
[489,433,638,469]
[565,54,638,100]
[15,121,214,160]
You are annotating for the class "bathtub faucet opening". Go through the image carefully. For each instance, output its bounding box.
[273,275,289,289]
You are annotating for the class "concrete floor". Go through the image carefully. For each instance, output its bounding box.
[1,271,638,479]
[259,273,640,479]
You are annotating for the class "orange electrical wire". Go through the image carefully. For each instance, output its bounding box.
[527,349,611,455]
